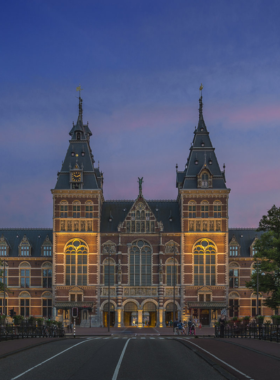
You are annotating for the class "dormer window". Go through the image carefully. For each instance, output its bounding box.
[201,174,208,188]
[0,235,9,256]
[19,235,31,257]
[229,246,239,256]
[208,159,212,165]
[201,141,205,147]
[41,235,52,257]
[77,132,81,140]
[195,159,199,165]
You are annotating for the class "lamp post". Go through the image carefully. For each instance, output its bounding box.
[256,261,260,316]
[3,260,6,316]
[107,247,114,332]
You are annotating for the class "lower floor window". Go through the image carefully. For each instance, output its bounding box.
[252,299,261,316]
[43,299,52,318]
[0,298,7,314]
[229,299,239,317]
[20,299,30,317]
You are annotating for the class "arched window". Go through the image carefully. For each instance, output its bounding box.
[201,173,208,188]
[18,235,31,256]
[0,292,7,314]
[73,201,81,218]
[65,239,88,286]
[193,239,216,286]
[42,292,52,319]
[60,201,68,218]
[188,201,196,218]
[201,201,209,218]
[103,258,115,285]
[0,261,8,286]
[213,201,222,218]
[0,235,9,256]
[130,240,152,286]
[42,262,52,288]
[85,201,93,218]
[19,292,30,317]
[166,258,178,286]
[229,263,239,288]
[19,262,31,288]
[229,292,239,318]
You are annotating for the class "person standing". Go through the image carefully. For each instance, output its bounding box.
[219,314,226,338]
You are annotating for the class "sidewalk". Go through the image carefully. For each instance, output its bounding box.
[220,338,280,358]
[0,337,62,359]
[65,326,215,336]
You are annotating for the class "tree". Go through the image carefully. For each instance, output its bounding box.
[246,205,280,314]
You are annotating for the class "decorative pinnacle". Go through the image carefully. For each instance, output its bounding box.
[138,177,144,196]
[199,96,203,120]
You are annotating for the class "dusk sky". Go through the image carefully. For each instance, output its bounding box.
[1,0,280,228]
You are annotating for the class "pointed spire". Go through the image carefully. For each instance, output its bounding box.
[199,95,203,120]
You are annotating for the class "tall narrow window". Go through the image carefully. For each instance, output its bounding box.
[0,236,8,256]
[20,298,30,317]
[104,258,115,285]
[42,299,52,318]
[0,298,7,314]
[166,258,177,286]
[60,201,68,218]
[0,264,8,286]
[189,202,196,218]
[73,201,81,218]
[193,239,216,286]
[229,298,239,317]
[85,201,93,218]
[229,268,239,288]
[229,246,239,256]
[130,240,151,286]
[201,201,209,218]
[42,266,52,288]
[201,174,208,188]
[214,202,222,218]
[65,239,88,286]
[20,263,30,288]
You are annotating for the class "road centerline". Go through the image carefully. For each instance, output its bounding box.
[112,338,131,380]
[11,340,89,380]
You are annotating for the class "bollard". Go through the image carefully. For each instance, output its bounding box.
[74,318,76,338]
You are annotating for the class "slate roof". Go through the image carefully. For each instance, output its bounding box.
[0,229,53,257]
[177,96,227,190]
[54,97,101,191]
[100,200,181,233]
[228,228,263,257]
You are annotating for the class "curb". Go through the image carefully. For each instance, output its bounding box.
[0,338,66,360]
[175,338,237,380]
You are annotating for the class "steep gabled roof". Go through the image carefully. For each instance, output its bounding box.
[177,96,227,190]
[228,228,263,257]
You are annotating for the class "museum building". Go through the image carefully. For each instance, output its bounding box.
[0,94,273,327]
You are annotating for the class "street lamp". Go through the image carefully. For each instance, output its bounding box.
[107,246,114,332]
[172,243,177,333]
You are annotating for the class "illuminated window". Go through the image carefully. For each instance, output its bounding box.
[201,201,209,218]
[73,201,81,218]
[188,201,196,218]
[65,239,88,286]
[130,240,151,286]
[214,202,221,218]
[193,239,216,286]
[86,201,93,218]
[60,201,68,218]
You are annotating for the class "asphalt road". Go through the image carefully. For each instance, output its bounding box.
[1,337,279,380]
[0,337,224,380]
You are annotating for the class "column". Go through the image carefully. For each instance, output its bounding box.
[158,308,164,328]
[117,308,122,327]
[138,309,143,328]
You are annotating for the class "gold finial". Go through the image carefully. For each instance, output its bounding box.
[76,84,83,97]
[199,83,203,91]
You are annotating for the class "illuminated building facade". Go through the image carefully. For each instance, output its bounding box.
[0,94,274,326]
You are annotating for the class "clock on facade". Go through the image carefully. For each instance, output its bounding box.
[72,171,81,182]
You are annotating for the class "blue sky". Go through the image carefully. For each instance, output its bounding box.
[0,0,280,228]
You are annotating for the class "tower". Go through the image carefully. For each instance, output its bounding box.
[51,96,103,326]
[176,92,230,325]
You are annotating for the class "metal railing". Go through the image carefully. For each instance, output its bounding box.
[215,323,280,342]
[0,321,65,341]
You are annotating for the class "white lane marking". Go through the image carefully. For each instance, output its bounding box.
[140,337,146,339]
[159,337,164,339]
[113,337,119,339]
[112,338,131,380]
[150,337,155,339]
[122,337,128,339]
[181,339,253,379]
[104,337,110,339]
[11,340,88,380]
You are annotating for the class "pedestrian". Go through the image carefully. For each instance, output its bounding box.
[187,318,192,335]
[219,314,226,338]
[177,320,183,335]
[67,324,70,333]
[70,322,73,333]
[173,319,178,335]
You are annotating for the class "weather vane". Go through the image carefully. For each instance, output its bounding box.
[76,84,83,97]
[199,83,203,96]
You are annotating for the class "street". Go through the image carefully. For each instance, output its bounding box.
[0,337,280,380]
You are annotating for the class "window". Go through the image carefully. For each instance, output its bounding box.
[166,258,178,286]
[252,246,257,256]
[229,246,239,256]
[189,202,196,218]
[252,299,261,317]
[193,239,216,286]
[73,202,81,218]
[229,268,239,288]
[201,174,208,188]
[60,201,68,218]
[43,299,52,318]
[0,264,8,286]
[86,202,93,218]
[20,298,30,317]
[127,207,154,233]
[65,239,88,286]
[201,201,209,218]
[20,245,30,256]
[104,258,115,285]
[214,202,221,218]
[0,245,7,256]
[205,294,211,302]
[229,299,239,318]
[0,298,7,314]
[43,246,52,256]
[43,267,52,288]
[20,269,30,288]
[199,294,204,302]
[130,240,151,286]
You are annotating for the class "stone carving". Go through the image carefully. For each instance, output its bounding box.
[189,221,194,231]
[87,221,92,231]
[203,221,207,231]
[165,241,178,254]
[216,221,221,231]
[165,288,179,296]
[102,288,116,296]
[122,287,158,296]
[102,243,116,254]
[196,221,201,231]
[74,221,79,231]
[159,259,163,284]
[67,221,72,231]
[61,221,65,231]
[81,221,85,231]
[210,221,214,231]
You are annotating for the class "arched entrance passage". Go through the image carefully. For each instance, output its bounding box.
[143,302,157,327]
[165,303,178,326]
[103,302,115,327]
[124,302,138,326]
